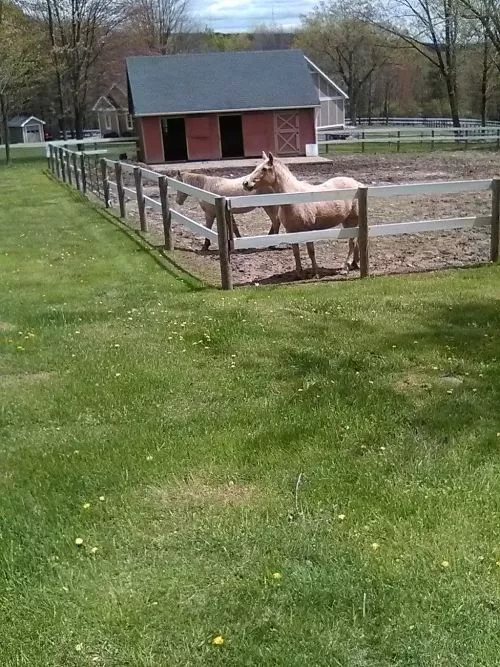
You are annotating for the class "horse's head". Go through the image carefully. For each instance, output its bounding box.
[175,170,188,205]
[243,152,277,191]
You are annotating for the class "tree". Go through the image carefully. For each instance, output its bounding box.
[23,0,127,138]
[296,2,390,123]
[125,0,191,54]
[0,1,41,163]
[366,0,463,126]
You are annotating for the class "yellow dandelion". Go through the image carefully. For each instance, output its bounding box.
[272,572,282,580]
[212,635,224,646]
[338,514,346,520]
[495,560,500,567]
[441,560,450,568]
[83,502,90,510]
[90,547,98,554]
[75,538,84,546]
[98,495,105,502]
[371,542,380,551]
[146,455,153,461]
[75,643,83,652]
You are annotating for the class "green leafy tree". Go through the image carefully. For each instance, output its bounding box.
[296,1,389,123]
[0,1,42,163]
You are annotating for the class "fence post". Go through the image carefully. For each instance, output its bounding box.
[100,159,110,208]
[397,130,400,152]
[72,153,80,191]
[115,162,126,218]
[358,186,369,278]
[95,156,101,198]
[134,166,147,232]
[215,196,232,290]
[54,147,61,179]
[491,177,500,262]
[361,131,365,153]
[59,148,66,182]
[159,176,172,250]
[80,153,87,195]
[66,150,72,186]
[497,128,499,150]
[431,129,435,151]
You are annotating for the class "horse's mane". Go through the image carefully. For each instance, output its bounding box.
[273,159,309,192]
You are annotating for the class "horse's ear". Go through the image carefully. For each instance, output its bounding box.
[261,151,268,160]
[268,152,274,165]
[177,170,182,181]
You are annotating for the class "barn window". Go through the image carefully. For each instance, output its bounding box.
[104,114,112,130]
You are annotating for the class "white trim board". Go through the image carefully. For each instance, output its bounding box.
[305,57,349,100]
[134,104,318,118]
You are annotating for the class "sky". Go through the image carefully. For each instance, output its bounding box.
[193,0,317,33]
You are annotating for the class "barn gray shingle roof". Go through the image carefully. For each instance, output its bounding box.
[126,50,319,117]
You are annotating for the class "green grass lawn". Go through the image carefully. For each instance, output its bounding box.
[2,163,500,666]
[0,140,136,165]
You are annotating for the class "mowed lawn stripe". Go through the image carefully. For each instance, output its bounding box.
[1,165,500,666]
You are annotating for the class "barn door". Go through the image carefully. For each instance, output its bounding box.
[275,112,300,155]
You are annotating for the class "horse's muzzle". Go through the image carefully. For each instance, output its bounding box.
[243,180,254,191]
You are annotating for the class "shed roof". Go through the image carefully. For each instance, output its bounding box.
[126,49,320,117]
[93,85,128,111]
[8,115,45,127]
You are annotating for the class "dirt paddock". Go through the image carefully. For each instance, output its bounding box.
[119,150,499,286]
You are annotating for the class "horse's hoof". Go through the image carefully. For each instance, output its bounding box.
[201,242,210,252]
[349,261,359,271]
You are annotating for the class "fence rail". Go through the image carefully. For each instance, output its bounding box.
[317,125,500,152]
[47,142,500,290]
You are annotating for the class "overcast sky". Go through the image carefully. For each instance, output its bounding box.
[193,0,316,33]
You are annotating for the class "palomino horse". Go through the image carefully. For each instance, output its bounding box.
[174,171,280,251]
[242,152,363,278]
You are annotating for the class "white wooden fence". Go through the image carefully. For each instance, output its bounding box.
[47,143,500,290]
[317,125,500,152]
[47,143,233,289]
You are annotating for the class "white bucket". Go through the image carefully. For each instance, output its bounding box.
[305,143,319,157]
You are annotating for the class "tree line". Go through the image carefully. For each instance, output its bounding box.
[2,0,500,159]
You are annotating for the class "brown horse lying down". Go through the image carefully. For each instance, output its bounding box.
[242,152,363,278]
[174,171,280,251]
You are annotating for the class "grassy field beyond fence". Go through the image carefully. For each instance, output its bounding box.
[1,163,500,665]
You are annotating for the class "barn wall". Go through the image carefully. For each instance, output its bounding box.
[298,109,316,150]
[186,115,220,160]
[242,111,275,156]
[139,117,164,163]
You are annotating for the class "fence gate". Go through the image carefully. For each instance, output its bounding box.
[275,112,300,155]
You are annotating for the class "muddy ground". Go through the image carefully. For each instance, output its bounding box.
[116,150,499,286]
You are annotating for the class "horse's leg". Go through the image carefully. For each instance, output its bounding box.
[264,206,280,235]
[351,239,360,271]
[202,210,215,251]
[344,212,360,271]
[231,213,241,239]
[306,242,320,277]
[292,244,304,279]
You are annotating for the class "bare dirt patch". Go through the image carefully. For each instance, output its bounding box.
[395,370,464,395]
[152,478,261,508]
[117,150,499,286]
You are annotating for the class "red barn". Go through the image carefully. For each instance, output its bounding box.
[126,50,322,164]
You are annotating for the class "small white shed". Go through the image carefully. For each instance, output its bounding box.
[8,115,46,144]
